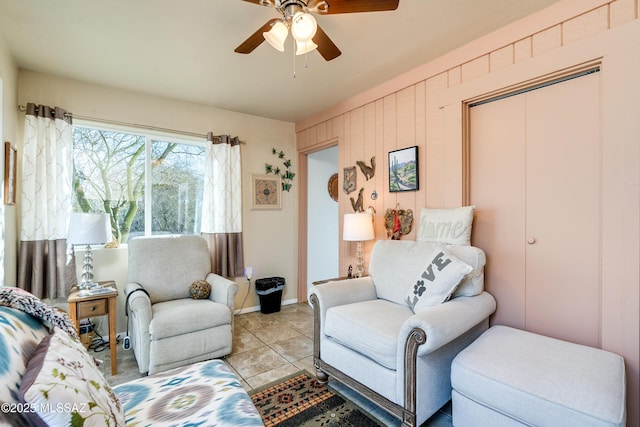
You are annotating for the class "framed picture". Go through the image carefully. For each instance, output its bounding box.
[252,174,281,209]
[388,145,419,192]
[4,141,16,205]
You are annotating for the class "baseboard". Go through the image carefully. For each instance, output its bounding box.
[235,298,299,315]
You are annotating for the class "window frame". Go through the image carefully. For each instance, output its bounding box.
[73,119,208,242]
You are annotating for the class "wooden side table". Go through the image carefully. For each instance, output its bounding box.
[67,284,118,375]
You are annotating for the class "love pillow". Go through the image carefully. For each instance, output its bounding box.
[405,245,473,313]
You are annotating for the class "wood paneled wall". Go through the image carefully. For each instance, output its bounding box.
[297,1,640,425]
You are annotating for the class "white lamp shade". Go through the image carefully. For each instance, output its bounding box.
[291,12,317,43]
[67,213,113,245]
[343,213,375,241]
[263,21,289,52]
[296,39,318,55]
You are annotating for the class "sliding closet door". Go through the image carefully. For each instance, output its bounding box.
[524,74,601,346]
[469,95,527,330]
[470,71,601,347]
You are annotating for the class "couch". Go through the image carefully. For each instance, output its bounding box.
[310,238,496,427]
[0,287,263,427]
[125,234,238,375]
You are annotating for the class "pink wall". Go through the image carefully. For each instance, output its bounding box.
[297,0,640,424]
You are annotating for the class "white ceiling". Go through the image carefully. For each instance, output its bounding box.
[0,0,562,123]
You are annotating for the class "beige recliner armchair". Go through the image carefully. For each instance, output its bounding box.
[125,234,238,375]
[310,240,496,426]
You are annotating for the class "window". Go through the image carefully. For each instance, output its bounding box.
[72,124,205,244]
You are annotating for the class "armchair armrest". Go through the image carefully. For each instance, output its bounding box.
[124,282,152,327]
[399,291,496,357]
[310,276,377,329]
[205,273,239,310]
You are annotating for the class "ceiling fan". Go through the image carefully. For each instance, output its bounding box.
[235,0,400,61]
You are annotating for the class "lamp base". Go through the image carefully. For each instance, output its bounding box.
[76,244,100,291]
[355,241,365,278]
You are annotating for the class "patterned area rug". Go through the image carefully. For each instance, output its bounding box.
[250,371,385,427]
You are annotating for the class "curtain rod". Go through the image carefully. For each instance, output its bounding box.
[17,104,245,144]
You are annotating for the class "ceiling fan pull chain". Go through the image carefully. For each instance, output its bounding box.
[292,37,297,78]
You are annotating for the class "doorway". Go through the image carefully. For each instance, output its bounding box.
[306,146,339,297]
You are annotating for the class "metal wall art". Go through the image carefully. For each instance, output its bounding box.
[265,148,295,192]
[384,206,414,239]
[350,188,364,212]
[356,156,375,181]
[343,166,356,194]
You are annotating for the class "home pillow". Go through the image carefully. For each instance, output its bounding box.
[19,326,124,427]
[405,245,473,313]
[417,206,475,246]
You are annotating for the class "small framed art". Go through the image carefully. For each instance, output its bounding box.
[4,141,16,205]
[252,174,281,209]
[388,145,419,192]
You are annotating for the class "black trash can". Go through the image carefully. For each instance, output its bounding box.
[255,277,285,314]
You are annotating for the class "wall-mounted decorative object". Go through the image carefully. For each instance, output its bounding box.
[252,174,281,209]
[4,141,16,205]
[265,148,295,192]
[356,156,376,181]
[389,146,419,192]
[350,188,364,212]
[343,166,356,194]
[371,189,378,200]
[327,173,339,202]
[384,206,414,239]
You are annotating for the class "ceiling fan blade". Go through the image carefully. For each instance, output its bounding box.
[313,25,341,61]
[235,19,280,54]
[320,0,400,15]
[320,0,399,14]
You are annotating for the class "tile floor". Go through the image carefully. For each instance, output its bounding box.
[98,302,452,427]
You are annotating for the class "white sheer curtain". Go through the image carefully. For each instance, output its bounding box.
[17,103,76,299]
[201,133,244,277]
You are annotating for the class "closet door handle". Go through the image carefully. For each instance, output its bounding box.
[527,237,536,244]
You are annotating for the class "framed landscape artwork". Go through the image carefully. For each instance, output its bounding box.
[388,146,419,192]
[252,174,281,209]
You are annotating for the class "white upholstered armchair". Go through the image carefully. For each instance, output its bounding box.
[125,235,238,375]
[310,240,496,427]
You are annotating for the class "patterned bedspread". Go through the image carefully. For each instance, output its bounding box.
[114,359,264,426]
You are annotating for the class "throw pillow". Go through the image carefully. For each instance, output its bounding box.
[416,206,475,246]
[19,327,125,427]
[0,306,49,404]
[405,245,473,313]
[190,280,211,299]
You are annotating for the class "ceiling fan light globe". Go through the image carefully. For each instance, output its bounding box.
[291,12,317,43]
[263,21,289,52]
[296,39,318,55]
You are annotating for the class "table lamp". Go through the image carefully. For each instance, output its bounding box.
[343,212,375,278]
[67,213,112,290]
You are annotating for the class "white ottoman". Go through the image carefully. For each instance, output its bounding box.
[451,326,626,427]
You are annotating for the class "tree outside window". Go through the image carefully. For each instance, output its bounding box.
[72,125,205,244]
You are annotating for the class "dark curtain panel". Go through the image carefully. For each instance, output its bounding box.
[18,240,75,299]
[201,233,244,278]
